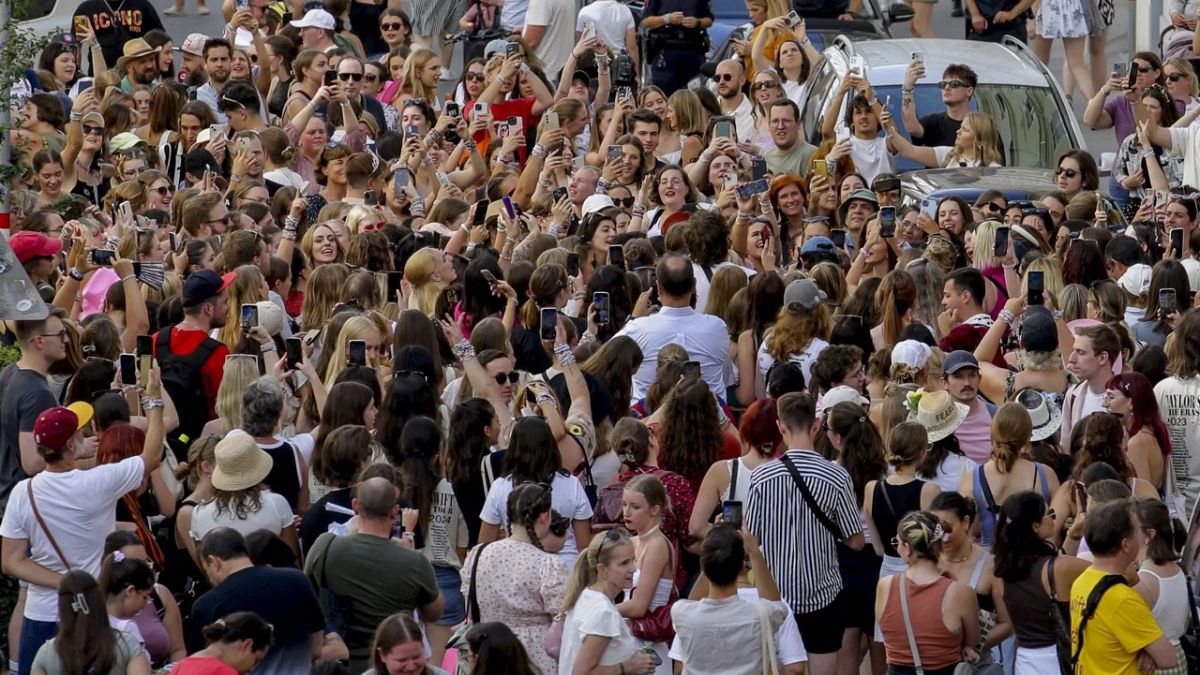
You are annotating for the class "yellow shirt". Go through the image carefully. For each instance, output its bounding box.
[1069,567,1163,675]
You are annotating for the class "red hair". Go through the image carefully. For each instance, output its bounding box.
[1107,373,1171,457]
[97,422,146,465]
[739,398,782,456]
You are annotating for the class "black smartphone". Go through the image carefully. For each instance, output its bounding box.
[324,69,337,86]
[566,252,580,277]
[1172,227,1186,258]
[830,228,847,249]
[136,334,153,358]
[684,360,701,379]
[1028,270,1045,306]
[751,156,767,182]
[506,41,520,57]
[722,500,743,529]
[285,336,303,370]
[445,101,460,118]
[363,190,377,207]
[135,335,153,387]
[387,271,404,299]
[119,353,137,386]
[241,303,258,329]
[994,226,1010,257]
[481,269,498,285]
[552,186,568,203]
[348,339,367,366]
[1160,288,1178,321]
[735,179,770,200]
[593,291,610,325]
[169,232,179,253]
[608,244,625,270]
[473,199,489,225]
[1127,62,1138,88]
[539,307,558,341]
[90,249,116,266]
[879,206,896,239]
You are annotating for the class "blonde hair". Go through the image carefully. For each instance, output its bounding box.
[300,263,352,331]
[667,89,706,135]
[562,530,633,612]
[403,248,444,315]
[216,357,261,428]
[399,50,439,101]
[971,219,1000,269]
[947,112,1002,166]
[344,205,381,235]
[300,222,345,265]
[1166,57,1200,97]
[704,266,748,317]
[324,315,384,384]
[625,474,671,514]
[217,265,267,349]
[765,305,831,362]
[990,402,1031,473]
[896,511,944,562]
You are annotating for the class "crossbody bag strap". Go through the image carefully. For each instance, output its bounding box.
[729,458,740,501]
[877,480,897,521]
[755,600,779,675]
[27,478,71,569]
[1071,574,1129,666]
[897,575,925,675]
[1180,563,1200,635]
[977,465,999,515]
[468,541,491,623]
[780,455,843,540]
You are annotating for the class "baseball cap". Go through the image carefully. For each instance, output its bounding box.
[108,132,145,153]
[800,236,835,255]
[1117,263,1152,297]
[581,194,615,216]
[818,385,869,414]
[483,39,509,60]
[183,269,235,308]
[80,111,104,127]
[290,8,335,29]
[9,231,63,264]
[571,70,591,87]
[1020,306,1058,353]
[34,402,94,450]
[783,278,825,313]
[943,350,981,375]
[177,33,208,56]
[871,173,901,193]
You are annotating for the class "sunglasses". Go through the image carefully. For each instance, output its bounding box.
[751,81,780,90]
[339,72,364,81]
[980,202,1005,213]
[1134,65,1154,74]
[465,72,486,82]
[364,73,378,82]
[1169,72,1190,82]
[715,73,737,82]
[82,125,104,136]
[152,186,173,196]
[1055,168,1079,178]
[494,371,519,385]
[938,79,968,89]
[381,22,404,30]
[611,196,635,208]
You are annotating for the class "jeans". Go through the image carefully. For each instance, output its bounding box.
[434,565,465,626]
[17,618,57,675]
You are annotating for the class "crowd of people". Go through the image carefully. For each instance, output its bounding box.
[6,0,1200,673]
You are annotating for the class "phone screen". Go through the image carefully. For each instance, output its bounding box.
[285,337,303,370]
[684,360,701,379]
[241,304,258,329]
[593,292,610,325]
[363,190,377,207]
[540,307,558,341]
[91,249,115,266]
[348,340,367,367]
[994,227,1010,257]
[831,228,847,249]
[751,157,767,181]
[608,244,625,270]
[879,206,896,239]
[1172,228,1186,258]
[473,199,489,225]
[722,500,743,529]
[119,353,137,386]
[607,145,623,163]
[1028,270,1045,306]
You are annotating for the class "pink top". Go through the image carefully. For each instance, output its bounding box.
[168,656,239,675]
[81,267,119,318]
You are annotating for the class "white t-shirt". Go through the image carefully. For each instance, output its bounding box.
[525,0,576,81]
[932,146,1003,168]
[1080,386,1107,420]
[559,588,640,675]
[481,473,593,565]
[1156,376,1200,518]
[848,135,893,184]
[188,489,294,541]
[755,335,829,399]
[0,457,145,621]
[577,0,634,53]
[667,591,805,670]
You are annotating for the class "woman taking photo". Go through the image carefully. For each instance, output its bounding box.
[31,571,151,675]
[283,50,330,122]
[461,482,569,675]
[170,612,274,675]
[1114,84,1184,208]
[886,112,1004,169]
[559,531,659,675]
[617,475,676,674]
[875,511,980,675]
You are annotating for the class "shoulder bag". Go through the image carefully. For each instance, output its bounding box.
[780,454,843,540]
[1177,563,1200,674]
[27,478,71,569]
[630,543,680,643]
[1045,557,1074,675]
[314,533,351,637]
[755,600,779,675]
[896,574,975,675]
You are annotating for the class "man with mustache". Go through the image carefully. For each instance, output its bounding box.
[941,350,993,465]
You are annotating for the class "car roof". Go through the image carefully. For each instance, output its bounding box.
[836,38,1050,88]
[901,167,1057,197]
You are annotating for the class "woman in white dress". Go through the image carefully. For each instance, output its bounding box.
[617,475,676,675]
[1035,0,1096,99]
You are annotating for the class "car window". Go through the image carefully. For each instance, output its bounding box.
[802,61,840,146]
[15,0,55,20]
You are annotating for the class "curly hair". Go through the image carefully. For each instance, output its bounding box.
[765,304,831,363]
[1073,412,1134,484]
[444,398,495,484]
[657,378,724,487]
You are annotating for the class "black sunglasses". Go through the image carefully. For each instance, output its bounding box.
[611,196,635,208]
[465,72,486,82]
[715,73,736,82]
[938,79,968,89]
[380,21,404,30]
[82,125,104,136]
[338,72,364,81]
[1168,72,1190,82]
[1056,168,1079,178]
[494,371,519,385]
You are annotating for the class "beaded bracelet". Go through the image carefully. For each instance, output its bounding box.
[997,309,1015,325]
[532,144,548,159]
[141,397,164,411]
[579,330,597,347]
[462,138,478,152]
[283,215,300,231]
[554,343,575,366]
[452,338,476,363]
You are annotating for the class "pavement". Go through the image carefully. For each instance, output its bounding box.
[158,0,1124,155]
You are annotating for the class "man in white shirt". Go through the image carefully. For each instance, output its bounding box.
[1062,323,1121,450]
[1,395,165,675]
[577,0,637,59]
[617,253,730,401]
[714,59,753,142]
[524,0,577,81]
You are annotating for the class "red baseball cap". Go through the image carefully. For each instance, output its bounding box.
[33,402,94,450]
[10,231,63,265]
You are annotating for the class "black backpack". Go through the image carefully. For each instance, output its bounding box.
[156,329,221,461]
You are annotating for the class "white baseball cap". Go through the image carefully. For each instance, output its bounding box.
[290,8,335,30]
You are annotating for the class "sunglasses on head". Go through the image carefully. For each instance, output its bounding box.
[494,371,519,385]
[938,79,967,89]
[1056,168,1079,178]
[338,72,364,81]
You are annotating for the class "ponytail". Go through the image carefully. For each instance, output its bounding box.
[562,530,631,612]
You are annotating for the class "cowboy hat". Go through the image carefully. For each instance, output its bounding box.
[116,38,162,70]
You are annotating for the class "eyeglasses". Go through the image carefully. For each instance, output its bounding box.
[364,73,378,82]
[82,125,104,136]
[38,330,69,340]
[465,72,486,82]
[751,81,780,90]
[1055,168,1079,178]
[938,79,968,89]
[715,73,736,82]
[338,72,364,81]
[1168,72,1190,81]
[493,371,519,385]
[204,214,231,226]
[381,22,404,30]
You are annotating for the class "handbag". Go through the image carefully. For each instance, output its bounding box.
[755,601,779,675]
[1177,563,1200,674]
[896,574,974,675]
[1046,557,1074,675]
[542,613,565,660]
[630,541,680,643]
[313,533,352,638]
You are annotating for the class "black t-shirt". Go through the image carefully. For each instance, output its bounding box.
[0,365,57,511]
[300,488,353,554]
[73,0,165,77]
[913,112,962,148]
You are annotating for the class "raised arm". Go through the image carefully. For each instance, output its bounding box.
[900,60,926,139]
[140,368,166,477]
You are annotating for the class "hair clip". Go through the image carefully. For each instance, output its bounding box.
[112,550,126,562]
[71,593,90,615]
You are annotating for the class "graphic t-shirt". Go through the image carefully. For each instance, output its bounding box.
[73,0,165,75]
[1156,376,1200,517]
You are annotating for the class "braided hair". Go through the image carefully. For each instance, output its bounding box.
[507,482,553,551]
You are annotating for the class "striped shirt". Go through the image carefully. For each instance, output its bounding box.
[746,449,862,614]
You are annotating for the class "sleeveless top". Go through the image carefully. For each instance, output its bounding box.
[973,463,1051,548]
[1138,567,1190,643]
[260,439,303,514]
[873,479,927,557]
[880,575,963,669]
[723,457,752,503]
[1002,555,1063,648]
[267,77,291,119]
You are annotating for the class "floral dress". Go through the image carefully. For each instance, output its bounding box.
[1036,0,1093,38]
[461,539,569,675]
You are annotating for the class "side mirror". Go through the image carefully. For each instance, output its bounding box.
[888,3,916,22]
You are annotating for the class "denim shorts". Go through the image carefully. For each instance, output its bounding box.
[434,565,466,626]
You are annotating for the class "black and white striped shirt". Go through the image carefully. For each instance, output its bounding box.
[746,448,862,614]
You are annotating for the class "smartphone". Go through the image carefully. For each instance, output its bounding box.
[506,115,522,133]
[566,252,580,277]
[168,232,179,253]
[713,118,733,140]
[722,500,743,529]
[119,353,137,386]
[480,269,498,286]
[607,145,623,163]
[683,360,702,379]
[76,77,94,91]
[502,196,516,220]
[582,21,596,38]
[118,200,133,223]
[236,0,249,9]
[1028,270,1045,306]
[608,244,625,270]
[617,86,632,101]
[324,69,337,86]
[473,198,489,225]
[736,179,770,200]
[137,334,153,359]
[73,15,90,36]
[394,169,410,197]
[849,55,865,73]
[836,125,852,143]
[784,10,801,27]
[592,291,611,325]
[539,307,558,341]
[473,101,489,116]
[444,101,459,118]
[363,190,377,207]
[879,206,896,239]
[910,51,923,67]
[241,303,258,329]
[544,111,560,130]
[348,339,367,367]
[553,186,568,203]
[751,156,767,182]
[435,171,451,187]
[1112,61,1128,79]
[506,41,520,57]
[1172,227,1186,258]
[136,335,153,387]
[830,228,847,249]
[994,226,1010,257]
[386,271,404,299]
[1127,62,1138,88]
[1160,288,1178,320]
[285,336,303,370]
[405,124,419,138]
[813,159,829,177]
[90,249,116,266]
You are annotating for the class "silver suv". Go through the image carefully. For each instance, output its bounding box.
[799,37,1087,171]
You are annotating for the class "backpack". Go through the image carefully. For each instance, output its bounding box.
[156,329,221,461]
[592,468,666,533]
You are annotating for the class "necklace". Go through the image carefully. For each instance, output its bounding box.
[944,544,972,564]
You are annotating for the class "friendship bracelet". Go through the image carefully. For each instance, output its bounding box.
[452,338,476,362]
[554,343,575,366]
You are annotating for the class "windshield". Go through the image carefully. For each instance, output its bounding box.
[868,83,1075,172]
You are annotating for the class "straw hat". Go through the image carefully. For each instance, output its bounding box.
[211,431,273,491]
[116,38,162,70]
[908,390,968,443]
[1016,388,1063,442]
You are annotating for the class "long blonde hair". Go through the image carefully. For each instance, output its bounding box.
[403,248,444,315]
[216,356,261,428]
[324,314,385,384]
[300,222,345,265]
[300,263,351,331]
[399,49,439,101]
[217,265,267,348]
[948,112,1003,166]
[562,530,633,612]
[667,89,707,136]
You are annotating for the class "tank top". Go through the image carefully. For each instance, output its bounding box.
[1138,568,1190,643]
[880,575,963,669]
[1002,555,1063,649]
[723,457,752,503]
[974,463,1051,548]
[260,439,302,514]
[873,479,926,557]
